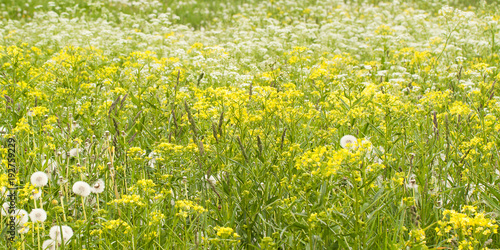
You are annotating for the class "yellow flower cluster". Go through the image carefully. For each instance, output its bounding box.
[148,211,165,226]
[102,219,133,234]
[295,146,348,177]
[127,147,145,160]
[128,179,156,195]
[108,194,145,207]
[436,206,498,248]
[175,199,206,218]
[214,226,240,238]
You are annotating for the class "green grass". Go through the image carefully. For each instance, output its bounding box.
[0,0,500,249]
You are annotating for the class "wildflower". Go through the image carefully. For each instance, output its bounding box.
[409,228,426,242]
[102,219,132,234]
[29,208,47,222]
[340,135,357,150]
[215,226,238,238]
[31,171,49,187]
[72,181,91,197]
[91,179,105,193]
[49,225,73,243]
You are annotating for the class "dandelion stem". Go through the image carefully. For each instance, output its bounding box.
[82,196,87,221]
[60,194,67,222]
[39,194,43,210]
[36,223,41,250]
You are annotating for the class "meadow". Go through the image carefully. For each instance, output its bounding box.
[0,0,500,249]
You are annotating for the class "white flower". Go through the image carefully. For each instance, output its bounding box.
[69,148,82,158]
[72,181,91,197]
[1,202,10,216]
[29,208,47,223]
[49,225,73,243]
[340,135,357,149]
[42,239,56,250]
[31,171,49,187]
[202,175,217,186]
[13,209,29,226]
[91,179,105,194]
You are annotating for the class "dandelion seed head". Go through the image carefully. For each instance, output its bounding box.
[91,179,105,193]
[72,181,91,197]
[42,239,56,250]
[29,208,47,223]
[31,171,49,187]
[1,186,9,198]
[49,225,73,243]
[13,209,29,226]
[340,135,357,150]
[1,202,9,216]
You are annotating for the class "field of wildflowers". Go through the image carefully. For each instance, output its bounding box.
[1,0,500,249]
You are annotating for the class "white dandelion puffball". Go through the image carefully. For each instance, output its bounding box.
[91,179,105,194]
[29,208,47,223]
[49,225,73,243]
[31,171,49,187]
[340,135,357,149]
[69,148,82,158]
[72,181,91,197]
[32,188,42,199]
[1,186,9,198]
[18,225,30,234]
[42,239,56,250]
[13,209,29,225]
[1,202,10,216]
